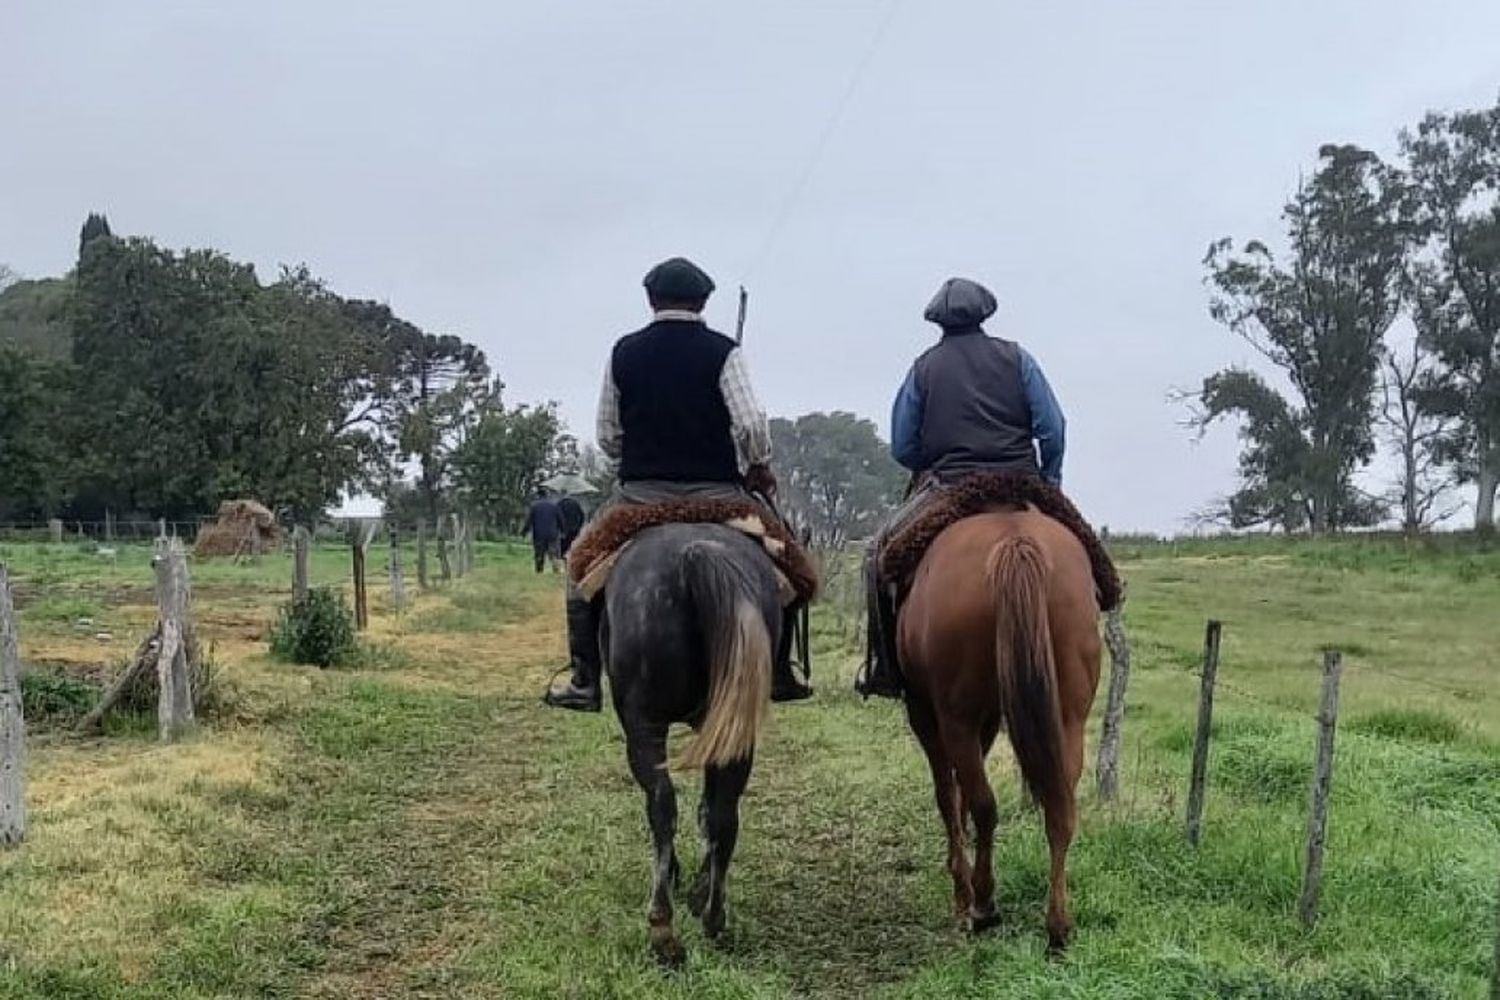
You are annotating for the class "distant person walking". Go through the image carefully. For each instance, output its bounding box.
[525,488,564,574]
[557,493,586,555]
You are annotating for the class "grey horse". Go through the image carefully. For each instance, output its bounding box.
[601,523,783,965]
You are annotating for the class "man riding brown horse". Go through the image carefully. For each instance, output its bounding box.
[543,256,814,712]
[861,276,1114,947]
[859,276,1069,698]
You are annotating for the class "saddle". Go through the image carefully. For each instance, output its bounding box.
[878,472,1123,612]
[566,497,820,606]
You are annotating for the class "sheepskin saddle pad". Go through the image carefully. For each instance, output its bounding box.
[567,497,819,607]
[877,472,1122,612]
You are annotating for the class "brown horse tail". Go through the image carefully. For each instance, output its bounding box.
[675,544,772,771]
[987,536,1066,810]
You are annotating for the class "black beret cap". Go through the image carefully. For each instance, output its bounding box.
[923,277,997,328]
[643,257,716,302]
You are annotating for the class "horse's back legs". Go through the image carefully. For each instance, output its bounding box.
[944,720,1000,930]
[689,756,752,939]
[906,694,972,920]
[624,721,683,966]
[1041,642,1094,952]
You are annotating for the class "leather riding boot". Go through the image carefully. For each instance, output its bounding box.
[543,594,603,712]
[856,555,905,700]
[771,604,813,703]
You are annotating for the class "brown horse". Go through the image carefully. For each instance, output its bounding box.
[897,506,1102,950]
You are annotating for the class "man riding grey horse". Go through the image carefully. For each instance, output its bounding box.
[859,276,1068,698]
[543,256,814,712]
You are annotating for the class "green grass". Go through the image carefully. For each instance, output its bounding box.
[0,537,1496,997]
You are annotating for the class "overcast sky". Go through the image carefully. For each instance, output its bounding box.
[5,1,1499,531]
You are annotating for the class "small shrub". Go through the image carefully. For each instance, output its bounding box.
[269,587,356,668]
[21,669,99,721]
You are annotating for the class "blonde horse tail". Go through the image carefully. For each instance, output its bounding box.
[675,544,772,770]
[987,535,1066,810]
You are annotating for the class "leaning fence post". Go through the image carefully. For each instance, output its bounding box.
[1096,592,1132,803]
[154,539,195,742]
[292,525,310,603]
[0,564,26,847]
[389,525,406,614]
[1299,649,1344,928]
[1185,619,1222,847]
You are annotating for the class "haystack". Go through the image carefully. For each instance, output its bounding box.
[195,499,281,559]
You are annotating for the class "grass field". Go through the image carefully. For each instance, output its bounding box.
[0,535,1496,998]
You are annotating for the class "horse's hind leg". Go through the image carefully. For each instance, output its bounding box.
[946,723,1000,931]
[1042,665,1090,953]
[625,722,684,966]
[906,694,970,920]
[693,756,752,940]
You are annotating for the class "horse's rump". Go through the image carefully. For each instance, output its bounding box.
[899,511,1097,800]
[605,524,781,770]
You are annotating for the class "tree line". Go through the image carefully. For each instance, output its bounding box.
[0,216,575,532]
[1197,96,1500,535]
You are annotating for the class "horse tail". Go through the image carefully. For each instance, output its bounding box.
[675,543,772,770]
[987,535,1066,810]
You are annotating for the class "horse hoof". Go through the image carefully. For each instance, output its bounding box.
[967,904,1001,934]
[702,908,726,941]
[650,929,686,969]
[1046,927,1072,957]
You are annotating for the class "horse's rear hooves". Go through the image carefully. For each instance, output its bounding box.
[1046,928,1072,957]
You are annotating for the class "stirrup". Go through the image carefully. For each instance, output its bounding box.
[541,666,602,713]
[855,656,904,701]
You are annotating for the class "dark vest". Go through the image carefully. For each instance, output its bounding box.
[913,328,1039,480]
[612,320,740,483]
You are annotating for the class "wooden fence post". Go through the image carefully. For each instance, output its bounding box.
[1185,619,1222,847]
[1299,649,1344,928]
[292,525,310,603]
[154,539,195,742]
[1096,595,1132,803]
[450,514,463,577]
[0,564,26,847]
[48,518,63,544]
[104,509,114,544]
[436,516,452,583]
[417,521,429,590]
[389,525,405,614]
[351,526,369,631]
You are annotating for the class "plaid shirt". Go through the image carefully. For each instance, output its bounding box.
[596,313,772,476]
